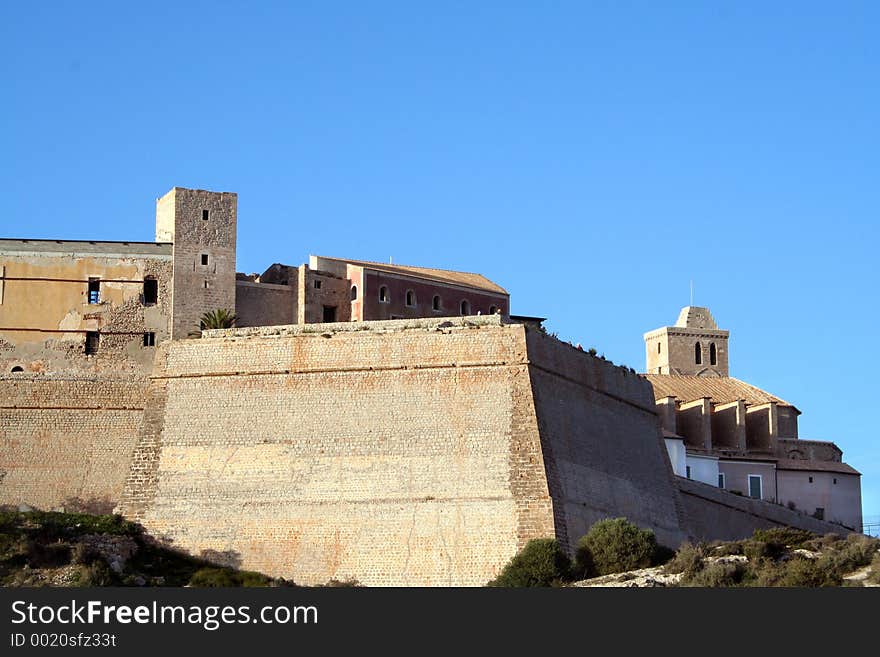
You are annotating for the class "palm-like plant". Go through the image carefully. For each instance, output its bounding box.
[199,308,237,330]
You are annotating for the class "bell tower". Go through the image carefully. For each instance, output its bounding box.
[644,306,729,377]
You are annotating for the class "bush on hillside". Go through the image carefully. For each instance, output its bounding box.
[487,538,571,587]
[575,518,657,578]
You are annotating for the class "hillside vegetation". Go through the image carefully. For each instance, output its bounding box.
[490,519,880,587]
[0,511,289,587]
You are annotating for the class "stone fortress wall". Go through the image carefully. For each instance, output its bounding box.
[119,316,685,585]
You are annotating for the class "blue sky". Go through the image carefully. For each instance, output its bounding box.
[2,2,878,525]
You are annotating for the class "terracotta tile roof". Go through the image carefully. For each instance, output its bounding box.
[774,458,860,476]
[318,256,508,295]
[644,375,795,409]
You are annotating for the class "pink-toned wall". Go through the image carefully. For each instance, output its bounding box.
[360,270,507,321]
[777,470,862,530]
[718,461,776,501]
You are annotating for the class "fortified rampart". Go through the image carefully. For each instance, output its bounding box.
[0,374,147,512]
[119,316,686,586]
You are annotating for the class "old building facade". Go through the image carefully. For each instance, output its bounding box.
[645,307,862,531]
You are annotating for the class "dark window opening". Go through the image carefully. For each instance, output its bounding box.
[814,507,825,520]
[143,332,156,347]
[87,278,100,304]
[658,342,661,354]
[202,209,209,221]
[351,285,358,301]
[833,478,837,485]
[405,290,415,307]
[489,305,497,315]
[718,473,725,489]
[143,277,158,305]
[686,466,691,480]
[433,295,441,311]
[460,300,470,315]
[322,305,337,323]
[379,286,388,302]
[11,366,23,373]
[201,254,208,266]
[314,280,322,289]
[694,342,702,365]
[710,342,717,366]
[204,280,209,289]
[84,331,100,355]
[809,476,813,483]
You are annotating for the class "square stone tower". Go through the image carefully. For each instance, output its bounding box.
[156,188,237,339]
[644,306,729,376]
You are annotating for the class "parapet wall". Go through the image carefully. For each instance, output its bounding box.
[678,477,850,539]
[121,317,687,585]
[0,375,147,511]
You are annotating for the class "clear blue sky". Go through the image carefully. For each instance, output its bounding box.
[2,2,878,526]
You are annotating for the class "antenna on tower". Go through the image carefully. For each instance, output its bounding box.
[690,280,694,306]
[389,256,393,264]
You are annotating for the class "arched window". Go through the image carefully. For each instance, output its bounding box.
[379,286,388,303]
[460,300,470,315]
[143,276,158,305]
[694,342,702,365]
[11,366,23,373]
[710,342,717,366]
[351,285,358,301]
[489,305,497,315]
[405,290,415,307]
[432,295,441,311]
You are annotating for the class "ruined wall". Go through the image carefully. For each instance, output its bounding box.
[0,375,147,511]
[0,245,172,375]
[678,477,851,541]
[234,281,296,327]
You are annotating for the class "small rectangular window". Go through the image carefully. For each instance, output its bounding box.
[87,278,100,304]
[833,478,837,485]
[809,476,813,483]
[717,473,725,489]
[202,209,209,221]
[143,332,156,347]
[143,278,158,305]
[314,279,322,289]
[814,507,825,520]
[201,254,208,266]
[685,466,691,480]
[748,475,762,499]
[84,331,100,355]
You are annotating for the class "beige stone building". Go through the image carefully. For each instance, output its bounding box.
[644,306,862,531]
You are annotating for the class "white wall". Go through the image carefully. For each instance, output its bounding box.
[686,454,720,487]
[664,438,687,477]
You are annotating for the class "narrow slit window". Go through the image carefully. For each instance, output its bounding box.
[694,342,702,365]
[710,342,717,365]
[87,278,100,304]
[143,277,158,305]
[143,332,156,347]
[84,331,100,355]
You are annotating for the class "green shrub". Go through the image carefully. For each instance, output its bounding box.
[575,518,657,578]
[869,553,880,585]
[188,567,273,587]
[752,527,815,549]
[752,557,834,587]
[487,538,571,587]
[682,561,746,587]
[664,542,706,577]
